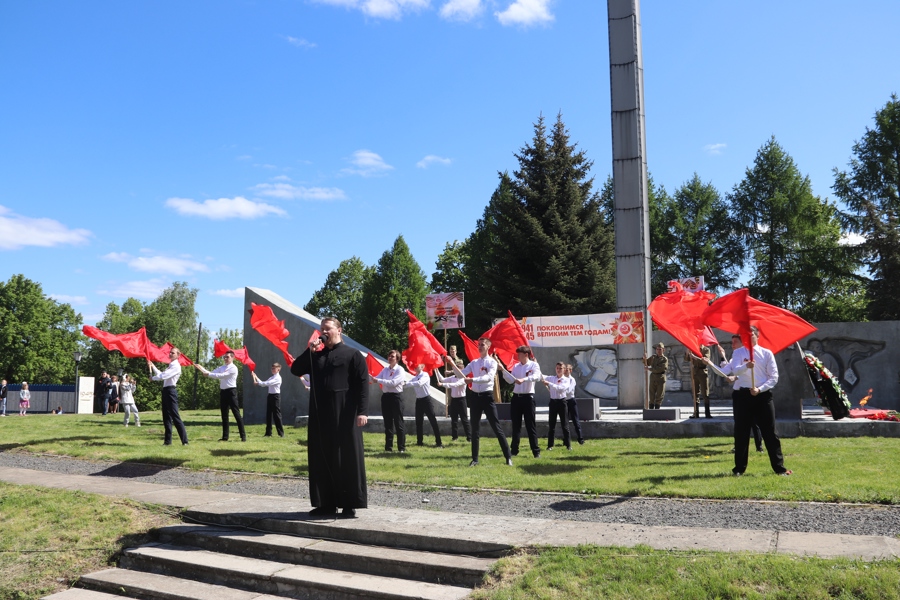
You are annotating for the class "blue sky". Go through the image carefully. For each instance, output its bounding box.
[2,0,898,334]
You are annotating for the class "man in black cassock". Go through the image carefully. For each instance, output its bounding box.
[291,316,369,518]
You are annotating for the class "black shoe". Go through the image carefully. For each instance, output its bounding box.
[511,450,519,456]
[416,442,424,446]
[308,506,336,517]
[219,438,228,442]
[466,437,471,442]
[689,414,699,419]
[578,440,585,445]
[241,437,247,442]
[566,446,573,451]
[533,451,541,458]
[469,460,479,467]
[163,441,172,446]
[182,442,189,445]
[385,448,393,452]
[733,471,743,477]
[436,444,444,448]
[706,412,713,419]
[399,450,407,454]
[341,508,357,518]
[278,433,284,438]
[756,447,764,453]
[264,433,272,437]
[546,446,554,451]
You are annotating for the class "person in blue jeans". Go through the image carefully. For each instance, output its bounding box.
[0,379,7,416]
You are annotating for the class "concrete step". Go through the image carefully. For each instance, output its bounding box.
[42,589,126,600]
[78,567,286,599]
[119,544,473,600]
[182,507,511,557]
[154,524,494,588]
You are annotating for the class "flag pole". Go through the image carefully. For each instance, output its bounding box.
[444,327,449,417]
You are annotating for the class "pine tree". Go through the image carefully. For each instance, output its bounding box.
[465,114,615,330]
[833,94,900,320]
[356,236,429,354]
[729,137,865,321]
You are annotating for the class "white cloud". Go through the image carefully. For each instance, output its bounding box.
[0,205,92,250]
[252,183,347,201]
[129,256,209,276]
[272,175,292,182]
[236,154,252,161]
[315,0,430,20]
[50,294,88,305]
[210,288,245,298]
[102,252,210,276]
[704,143,727,155]
[496,0,553,27]
[440,0,482,21]
[254,163,278,169]
[165,196,287,219]
[99,278,170,300]
[285,35,317,48]
[840,232,866,246]
[342,150,394,177]
[416,154,453,168]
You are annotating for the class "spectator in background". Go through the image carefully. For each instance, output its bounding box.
[1,379,7,417]
[19,382,30,416]
[97,370,111,415]
[108,375,120,414]
[120,374,140,427]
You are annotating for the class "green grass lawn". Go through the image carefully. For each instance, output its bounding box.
[471,546,900,600]
[1,410,899,504]
[0,482,179,600]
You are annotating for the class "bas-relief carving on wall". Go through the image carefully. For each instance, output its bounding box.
[802,338,885,391]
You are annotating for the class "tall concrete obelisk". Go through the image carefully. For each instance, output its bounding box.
[608,0,651,409]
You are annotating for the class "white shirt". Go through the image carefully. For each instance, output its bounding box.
[436,371,467,398]
[404,371,431,399]
[119,381,136,405]
[721,345,778,392]
[502,360,542,394]
[151,361,181,387]
[256,372,282,394]
[207,362,239,389]
[461,356,497,393]
[374,366,405,394]
[544,375,569,400]
[566,376,576,399]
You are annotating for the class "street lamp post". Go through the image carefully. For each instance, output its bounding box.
[73,351,83,412]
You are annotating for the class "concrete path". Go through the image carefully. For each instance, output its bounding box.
[2,465,897,561]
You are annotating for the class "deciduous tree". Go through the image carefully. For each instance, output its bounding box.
[304,256,372,339]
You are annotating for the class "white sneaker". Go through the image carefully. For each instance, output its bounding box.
[136,422,141,427]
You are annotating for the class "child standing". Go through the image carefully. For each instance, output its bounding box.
[119,374,140,427]
[19,382,30,416]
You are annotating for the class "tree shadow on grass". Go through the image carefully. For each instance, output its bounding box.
[630,472,725,485]
[519,463,587,476]
[627,447,730,459]
[0,443,24,452]
[209,449,264,458]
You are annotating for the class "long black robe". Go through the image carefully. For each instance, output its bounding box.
[291,341,368,508]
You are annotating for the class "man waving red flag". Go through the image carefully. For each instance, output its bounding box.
[401,310,446,375]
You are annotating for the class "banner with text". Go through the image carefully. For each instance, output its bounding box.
[425,292,465,330]
[521,312,645,347]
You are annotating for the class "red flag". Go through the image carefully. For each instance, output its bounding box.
[145,339,171,363]
[701,289,817,354]
[365,353,384,378]
[648,283,719,357]
[82,326,150,359]
[482,311,530,368]
[457,331,480,362]
[214,339,256,372]
[249,303,294,366]
[401,310,447,375]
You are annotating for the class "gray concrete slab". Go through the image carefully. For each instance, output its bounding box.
[42,589,123,600]
[80,567,276,600]
[3,465,897,562]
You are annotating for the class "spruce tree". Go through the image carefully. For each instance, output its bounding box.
[356,236,429,354]
[465,114,615,330]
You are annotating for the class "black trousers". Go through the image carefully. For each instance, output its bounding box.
[470,392,511,462]
[566,398,584,443]
[732,388,787,474]
[266,393,284,437]
[219,387,246,440]
[161,386,188,445]
[510,394,540,456]
[415,397,443,446]
[381,392,405,451]
[450,395,470,440]
[547,398,571,448]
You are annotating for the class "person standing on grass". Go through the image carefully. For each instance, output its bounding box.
[543,362,572,451]
[405,364,443,448]
[18,382,30,416]
[1,379,7,417]
[435,358,470,442]
[290,316,369,519]
[252,362,285,438]
[497,346,543,459]
[446,337,513,467]
[108,375,120,414]
[119,374,140,427]
[97,370,111,415]
[371,350,407,453]
[714,326,791,477]
[564,364,585,445]
[147,348,189,446]
[715,336,764,454]
[196,351,246,442]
